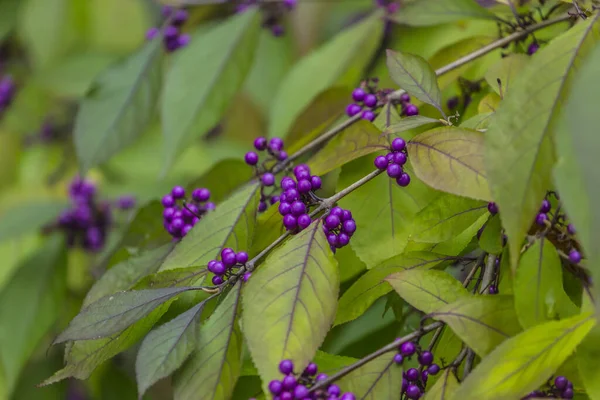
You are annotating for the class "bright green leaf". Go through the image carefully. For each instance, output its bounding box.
[431,295,522,356]
[337,353,402,399]
[578,318,600,400]
[460,112,493,130]
[0,200,67,244]
[242,221,338,386]
[0,0,22,41]
[479,214,503,254]
[391,0,496,26]
[408,126,491,201]
[485,15,600,268]
[422,368,459,400]
[484,54,530,96]
[386,269,470,314]
[162,10,261,172]
[384,115,442,135]
[453,314,596,400]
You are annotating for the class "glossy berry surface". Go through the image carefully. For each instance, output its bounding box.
[161,186,212,239]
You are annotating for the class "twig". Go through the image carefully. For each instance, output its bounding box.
[479,254,497,294]
[463,349,476,379]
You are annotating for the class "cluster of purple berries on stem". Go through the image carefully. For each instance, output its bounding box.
[266,359,355,400]
[374,0,400,14]
[277,164,322,233]
[236,0,297,37]
[374,137,411,187]
[322,207,356,251]
[345,78,384,122]
[522,376,574,399]
[245,136,288,212]
[208,247,249,285]
[146,6,190,52]
[0,75,15,114]
[393,341,440,399]
[161,186,214,240]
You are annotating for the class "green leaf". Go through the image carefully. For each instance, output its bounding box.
[484,54,530,96]
[174,283,243,400]
[132,267,207,290]
[391,0,495,26]
[0,200,67,244]
[136,299,209,397]
[0,0,21,41]
[74,39,163,174]
[186,159,253,204]
[422,368,459,400]
[54,287,193,343]
[430,295,522,356]
[408,126,491,201]
[453,313,596,400]
[485,15,600,269]
[410,193,487,243]
[460,112,493,130]
[242,221,339,386]
[268,12,383,137]
[479,214,503,254]
[337,353,402,399]
[0,236,66,397]
[308,120,387,176]
[339,156,438,267]
[383,115,442,135]
[162,10,261,172]
[160,182,260,271]
[577,317,600,400]
[386,269,470,314]
[386,50,444,115]
[335,252,456,326]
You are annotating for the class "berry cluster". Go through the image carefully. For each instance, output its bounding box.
[53,177,134,252]
[207,247,249,285]
[322,207,356,251]
[392,341,440,399]
[266,359,355,400]
[345,79,381,122]
[0,75,15,115]
[522,376,574,399]
[146,6,190,53]
[374,0,400,14]
[374,137,411,187]
[245,136,288,212]
[278,164,322,233]
[161,186,214,240]
[235,0,297,37]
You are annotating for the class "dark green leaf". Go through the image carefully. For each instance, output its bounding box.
[308,120,387,176]
[0,0,21,41]
[386,50,444,115]
[408,126,491,201]
[411,193,487,243]
[383,115,442,135]
[479,214,503,254]
[160,182,260,271]
[0,236,66,397]
[430,295,522,356]
[0,200,67,243]
[484,54,530,96]
[174,283,243,400]
[454,314,595,399]
[136,299,209,397]
[242,221,338,386]
[485,15,600,268]
[186,159,253,204]
[74,39,163,174]
[386,269,470,314]
[422,368,459,400]
[337,353,402,399]
[162,10,261,172]
[55,287,194,343]
[391,0,495,26]
[133,267,207,290]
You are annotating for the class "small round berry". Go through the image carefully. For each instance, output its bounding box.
[387,163,402,178]
[527,42,540,55]
[283,215,298,230]
[393,152,407,165]
[325,215,341,229]
[535,212,547,226]
[393,353,404,364]
[281,375,297,390]
[280,392,293,400]
[269,380,283,395]
[374,155,389,170]
[428,364,440,375]
[277,151,288,161]
[297,214,312,230]
[163,207,176,221]
[242,272,251,282]
[171,218,185,232]
[328,384,341,396]
[172,186,185,199]
[405,368,419,381]
[488,285,498,295]
[400,93,410,103]
[361,110,376,121]
[327,233,339,247]
[330,207,344,218]
[283,0,297,9]
[295,168,310,181]
[258,201,268,212]
[235,251,249,265]
[396,173,411,187]
[391,138,406,152]
[400,341,416,356]
[352,88,366,102]
[316,373,328,381]
[421,370,429,383]
[173,9,189,25]
[254,137,267,151]
[405,385,421,400]
[162,195,175,208]
[183,204,199,220]
[245,151,259,165]
[386,152,394,161]
[418,351,433,366]
[261,173,275,186]
[279,359,294,375]
[554,376,568,390]
[567,223,576,235]
[291,201,307,216]
[281,177,297,191]
[488,202,499,215]
[177,35,191,50]
[404,104,419,116]
[304,363,318,376]
[447,96,459,110]
[341,209,353,221]
[221,248,234,257]
[212,276,223,285]
[346,103,362,117]
[342,220,357,235]
[569,249,582,264]
[285,189,300,202]
[192,188,211,202]
[540,199,551,213]
[222,251,237,267]
[279,202,292,215]
[338,233,350,247]
[293,385,309,399]
[293,164,310,175]
[562,388,574,399]
[164,26,179,38]
[211,261,226,275]
[364,94,377,108]
[269,137,284,151]
[310,176,322,190]
[271,196,280,205]
[173,210,184,220]
[340,393,356,400]
[297,179,312,193]
[205,202,216,210]
[146,27,159,40]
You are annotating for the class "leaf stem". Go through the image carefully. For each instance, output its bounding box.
[479,254,497,294]
[463,349,476,380]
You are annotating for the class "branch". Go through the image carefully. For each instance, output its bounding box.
[480,254,497,294]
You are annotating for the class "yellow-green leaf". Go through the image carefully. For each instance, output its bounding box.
[337,353,402,399]
[391,0,496,26]
[484,54,530,96]
[422,368,459,400]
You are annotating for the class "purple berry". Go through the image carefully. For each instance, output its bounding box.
[164,26,178,38]
[405,368,419,381]
[364,94,377,108]
[418,351,433,366]
[222,251,237,267]
[212,276,223,285]
[221,247,234,257]
[282,375,297,390]
[269,380,283,395]
[162,195,175,208]
[181,224,193,236]
[428,364,440,375]
[346,103,362,117]
[283,215,298,230]
[295,168,310,181]
[304,363,318,376]
[205,202,216,210]
[277,151,288,161]
[400,341,416,356]
[283,0,297,9]
[535,212,547,226]
[293,385,309,399]
[421,370,429,383]
[192,188,211,202]
[554,376,568,390]
[488,202,498,215]
[316,373,327,381]
[297,214,312,230]
[261,173,275,186]
[242,272,251,282]
[281,177,296,191]
[489,285,498,295]
[391,138,406,152]
[271,194,280,204]
[211,261,226,275]
[404,104,419,116]
[279,359,294,375]
[172,186,185,199]
[171,218,184,231]
[173,9,189,25]
[163,207,176,221]
[285,189,299,202]
[400,93,410,103]
[527,42,540,55]
[338,233,350,247]
[330,207,344,218]
[269,137,284,151]
[234,252,247,265]
[393,152,407,165]
[297,179,312,193]
[393,353,404,364]
[396,173,411,187]
[405,385,421,399]
[328,384,341,396]
[342,220,356,235]
[279,202,292,215]
[540,199,551,213]
[310,176,322,190]
[173,210,183,220]
[325,215,340,229]
[352,88,366,102]
[293,164,310,175]
[327,233,338,247]
[245,151,259,165]
[562,388,574,399]
[341,209,352,221]
[146,27,159,40]
[258,201,268,212]
[280,393,293,400]
[361,110,376,121]
[567,224,576,235]
[183,204,199,220]
[447,96,459,110]
[254,137,267,151]
[387,163,402,178]
[340,393,356,400]
[374,155,388,170]
[162,5,173,16]
[291,201,306,216]
[569,249,582,264]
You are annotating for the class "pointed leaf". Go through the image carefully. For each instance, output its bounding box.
[335,252,455,326]
[577,315,600,400]
[422,368,459,400]
[55,287,194,343]
[484,54,530,96]
[0,0,20,42]
[384,115,442,135]
[411,193,487,243]
[269,12,383,137]
[160,182,260,271]
[337,353,403,399]
[75,39,163,173]
[408,126,491,201]
[392,0,495,26]
[386,50,444,115]
[454,314,596,400]
[308,120,387,176]
[478,214,503,255]
[460,112,493,130]
[0,200,67,243]
[174,283,243,400]
[386,269,470,314]
[242,221,339,385]
[431,295,522,356]
[136,299,208,397]
[485,15,600,268]
[162,10,261,171]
